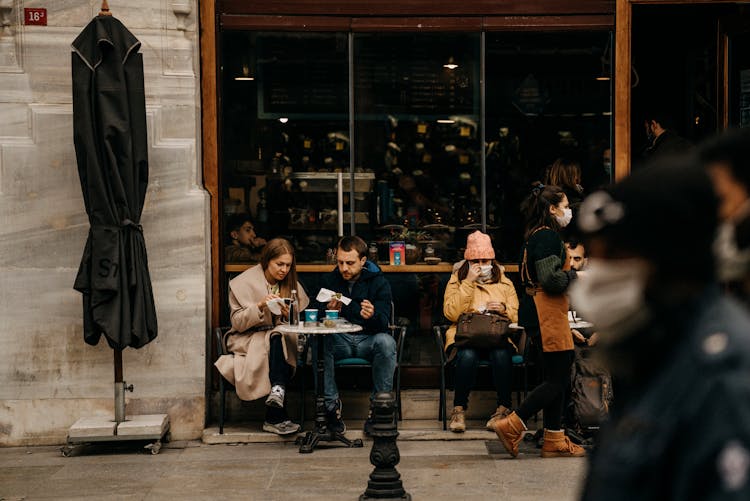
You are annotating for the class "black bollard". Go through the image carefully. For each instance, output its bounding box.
[360,392,411,500]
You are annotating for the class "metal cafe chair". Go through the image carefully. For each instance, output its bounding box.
[318,302,407,420]
[433,324,532,431]
[214,327,310,434]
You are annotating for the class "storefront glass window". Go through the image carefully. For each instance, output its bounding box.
[353,33,481,265]
[221,32,350,264]
[485,32,613,260]
[219,28,613,366]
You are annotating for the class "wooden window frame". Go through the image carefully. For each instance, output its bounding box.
[200,1,615,329]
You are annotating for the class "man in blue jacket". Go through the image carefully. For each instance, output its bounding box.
[313,236,396,435]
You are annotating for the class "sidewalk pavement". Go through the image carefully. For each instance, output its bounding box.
[1,435,587,500]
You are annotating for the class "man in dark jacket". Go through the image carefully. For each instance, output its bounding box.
[313,236,396,435]
[573,160,750,500]
[639,109,692,164]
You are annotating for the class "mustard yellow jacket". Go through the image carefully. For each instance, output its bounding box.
[443,268,519,352]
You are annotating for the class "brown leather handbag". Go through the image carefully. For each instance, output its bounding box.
[454,312,512,350]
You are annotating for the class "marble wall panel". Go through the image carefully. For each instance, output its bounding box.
[0,0,207,445]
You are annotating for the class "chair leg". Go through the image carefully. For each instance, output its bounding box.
[219,380,225,435]
[299,365,306,426]
[440,365,447,431]
[396,366,403,421]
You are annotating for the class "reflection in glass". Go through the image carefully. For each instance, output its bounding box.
[354,33,481,264]
[221,32,350,264]
[485,32,613,260]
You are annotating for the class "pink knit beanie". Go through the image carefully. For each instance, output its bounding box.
[464,231,495,260]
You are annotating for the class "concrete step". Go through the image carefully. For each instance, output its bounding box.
[202,419,542,445]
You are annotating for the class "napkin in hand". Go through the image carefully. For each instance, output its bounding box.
[266,298,287,315]
[316,288,352,305]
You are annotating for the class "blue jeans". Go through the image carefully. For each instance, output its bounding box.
[319,332,397,411]
[452,347,512,409]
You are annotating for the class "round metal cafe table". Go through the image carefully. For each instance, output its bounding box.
[276,320,363,453]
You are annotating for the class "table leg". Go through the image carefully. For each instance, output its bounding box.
[298,334,363,453]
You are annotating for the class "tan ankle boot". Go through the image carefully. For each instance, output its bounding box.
[448,406,466,433]
[492,411,526,457]
[485,405,511,431]
[540,429,586,458]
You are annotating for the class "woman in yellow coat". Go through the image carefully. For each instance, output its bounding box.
[443,231,519,433]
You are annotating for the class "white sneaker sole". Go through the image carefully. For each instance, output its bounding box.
[262,422,300,436]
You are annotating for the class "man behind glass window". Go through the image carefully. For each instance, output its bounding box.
[566,239,598,347]
[313,236,396,436]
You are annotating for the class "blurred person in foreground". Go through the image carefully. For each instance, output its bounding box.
[574,159,750,500]
[699,128,750,306]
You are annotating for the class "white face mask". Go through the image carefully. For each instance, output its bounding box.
[478,264,493,281]
[569,257,651,344]
[555,207,573,228]
[714,221,750,282]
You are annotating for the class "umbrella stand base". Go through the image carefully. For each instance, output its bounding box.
[63,414,170,456]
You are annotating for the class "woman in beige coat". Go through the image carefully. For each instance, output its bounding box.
[215,238,309,435]
[443,231,519,433]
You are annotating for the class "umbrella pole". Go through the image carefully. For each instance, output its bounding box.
[114,349,125,423]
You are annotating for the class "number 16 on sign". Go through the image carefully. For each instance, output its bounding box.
[24,8,47,26]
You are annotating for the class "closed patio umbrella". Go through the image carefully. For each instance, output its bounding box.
[71,2,157,353]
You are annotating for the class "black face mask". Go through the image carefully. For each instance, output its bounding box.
[645,125,655,143]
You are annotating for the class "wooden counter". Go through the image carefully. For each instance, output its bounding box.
[225,263,520,273]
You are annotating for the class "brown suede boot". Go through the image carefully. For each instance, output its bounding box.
[485,405,511,431]
[492,411,526,457]
[448,406,466,433]
[540,429,586,458]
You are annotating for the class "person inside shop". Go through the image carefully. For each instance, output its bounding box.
[224,213,267,263]
[544,157,585,213]
[639,107,692,164]
[442,231,519,433]
[575,158,750,500]
[565,238,598,348]
[492,182,585,459]
[699,128,750,306]
[313,235,396,436]
[215,238,309,436]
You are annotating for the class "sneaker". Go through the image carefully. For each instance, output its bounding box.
[265,385,285,408]
[363,409,374,436]
[326,399,346,434]
[263,420,300,436]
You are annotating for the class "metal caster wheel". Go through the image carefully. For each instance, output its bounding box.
[61,445,75,457]
[145,440,162,455]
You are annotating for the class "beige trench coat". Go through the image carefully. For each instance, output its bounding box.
[214,264,309,401]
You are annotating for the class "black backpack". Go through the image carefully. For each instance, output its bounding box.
[569,347,613,431]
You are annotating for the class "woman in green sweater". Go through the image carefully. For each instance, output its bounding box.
[492,182,585,458]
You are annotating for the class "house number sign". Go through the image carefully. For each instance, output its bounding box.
[24,8,48,26]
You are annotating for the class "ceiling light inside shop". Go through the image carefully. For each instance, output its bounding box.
[443,57,458,70]
[437,119,455,124]
[278,117,289,124]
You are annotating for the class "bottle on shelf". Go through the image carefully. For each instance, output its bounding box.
[289,289,299,326]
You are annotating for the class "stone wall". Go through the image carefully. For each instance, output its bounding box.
[0,0,207,445]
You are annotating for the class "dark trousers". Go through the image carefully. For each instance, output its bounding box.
[452,347,512,409]
[516,350,574,430]
[266,335,291,424]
